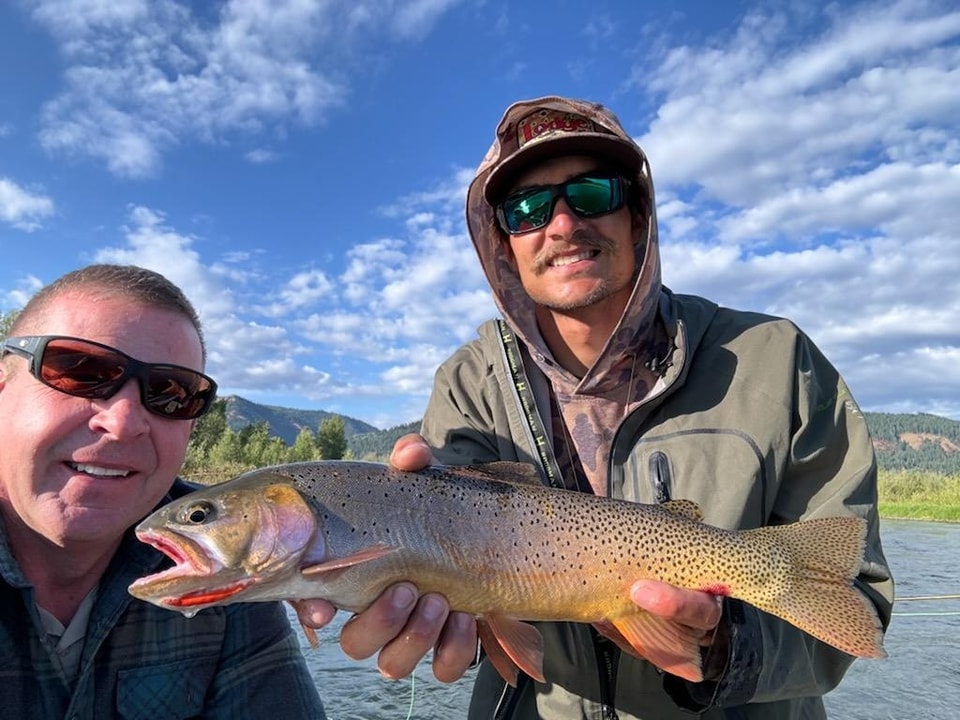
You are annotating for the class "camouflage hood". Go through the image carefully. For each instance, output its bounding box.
[465,96,669,492]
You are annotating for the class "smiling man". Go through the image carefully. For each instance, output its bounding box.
[382,96,895,719]
[0,264,326,719]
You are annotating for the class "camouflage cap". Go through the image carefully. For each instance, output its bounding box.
[478,96,648,204]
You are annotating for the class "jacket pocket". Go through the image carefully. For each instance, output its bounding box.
[116,657,216,720]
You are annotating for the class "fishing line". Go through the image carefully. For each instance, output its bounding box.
[892,594,960,616]
[402,667,416,720]
[895,594,960,601]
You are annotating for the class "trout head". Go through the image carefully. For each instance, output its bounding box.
[129,470,318,614]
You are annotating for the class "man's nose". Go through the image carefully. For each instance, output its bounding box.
[89,379,151,438]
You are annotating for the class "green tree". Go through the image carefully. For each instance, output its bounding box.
[317,415,348,459]
[1,309,20,340]
[290,427,319,462]
[184,398,228,471]
[238,422,273,466]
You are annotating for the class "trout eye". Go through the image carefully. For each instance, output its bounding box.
[182,501,216,525]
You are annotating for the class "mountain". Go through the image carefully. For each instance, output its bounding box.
[223,395,378,445]
[224,396,960,472]
[348,421,422,460]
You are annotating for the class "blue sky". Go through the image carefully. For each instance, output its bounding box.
[1,0,958,429]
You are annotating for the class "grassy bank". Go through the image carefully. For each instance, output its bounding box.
[878,470,960,522]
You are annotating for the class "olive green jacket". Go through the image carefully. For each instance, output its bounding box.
[420,290,894,720]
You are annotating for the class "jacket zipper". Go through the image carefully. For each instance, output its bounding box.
[595,631,621,719]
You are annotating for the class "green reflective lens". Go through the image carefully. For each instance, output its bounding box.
[498,175,626,234]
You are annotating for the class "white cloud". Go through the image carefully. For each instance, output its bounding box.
[2,274,45,312]
[25,0,466,178]
[245,148,277,164]
[0,178,55,231]
[390,0,465,40]
[635,0,960,419]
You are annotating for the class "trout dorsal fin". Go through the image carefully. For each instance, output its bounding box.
[660,499,704,522]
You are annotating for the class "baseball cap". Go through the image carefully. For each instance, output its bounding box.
[479,96,648,204]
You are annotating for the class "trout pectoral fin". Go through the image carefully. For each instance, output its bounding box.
[478,615,545,686]
[300,544,399,578]
[596,613,704,682]
[477,620,519,687]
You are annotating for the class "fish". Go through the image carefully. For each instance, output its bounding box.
[128,460,885,685]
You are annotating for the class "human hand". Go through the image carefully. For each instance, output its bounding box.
[628,579,728,681]
[389,432,434,471]
[337,582,478,682]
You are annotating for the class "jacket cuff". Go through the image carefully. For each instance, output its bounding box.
[663,599,762,710]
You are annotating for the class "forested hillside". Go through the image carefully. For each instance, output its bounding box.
[348,421,420,459]
[865,412,960,474]
[211,398,960,473]
[224,395,377,444]
[345,412,960,472]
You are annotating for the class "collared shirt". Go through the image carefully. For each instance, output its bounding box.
[0,479,326,720]
[37,586,97,685]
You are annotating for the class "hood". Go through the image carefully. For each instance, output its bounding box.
[466,96,667,393]
[465,96,670,492]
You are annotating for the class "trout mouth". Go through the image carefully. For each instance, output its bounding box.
[130,529,259,611]
[136,528,217,577]
[128,528,233,607]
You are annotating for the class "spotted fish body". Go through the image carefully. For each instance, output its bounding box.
[129,461,885,684]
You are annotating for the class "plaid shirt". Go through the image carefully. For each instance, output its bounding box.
[0,480,326,719]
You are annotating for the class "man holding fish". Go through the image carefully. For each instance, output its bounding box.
[334,96,895,718]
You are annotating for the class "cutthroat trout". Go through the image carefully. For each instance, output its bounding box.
[129,461,885,684]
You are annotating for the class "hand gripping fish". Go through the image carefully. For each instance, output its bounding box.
[129,461,885,684]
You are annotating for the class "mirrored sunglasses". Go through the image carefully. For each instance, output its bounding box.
[496,174,628,235]
[1,335,217,420]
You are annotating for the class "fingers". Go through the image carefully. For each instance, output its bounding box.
[339,584,477,683]
[432,611,479,683]
[389,433,435,471]
[290,598,338,629]
[340,583,422,661]
[629,579,723,632]
[374,593,451,680]
[339,584,452,681]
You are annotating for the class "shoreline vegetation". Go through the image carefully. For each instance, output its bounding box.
[878,470,960,523]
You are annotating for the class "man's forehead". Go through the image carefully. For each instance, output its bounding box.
[508,154,611,189]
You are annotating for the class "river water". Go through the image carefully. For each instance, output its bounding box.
[296,519,960,719]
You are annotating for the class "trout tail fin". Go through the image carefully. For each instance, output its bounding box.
[746,517,886,658]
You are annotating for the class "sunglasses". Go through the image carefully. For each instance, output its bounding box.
[496,174,628,235]
[1,335,217,420]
